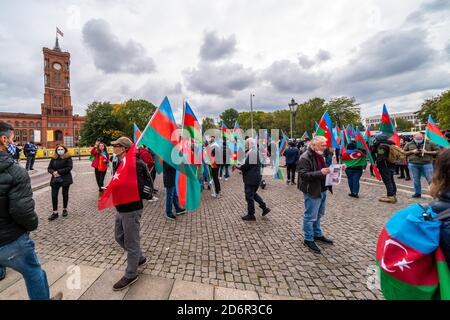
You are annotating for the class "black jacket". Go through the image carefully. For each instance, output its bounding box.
[112,156,148,213]
[371,139,395,167]
[48,153,73,187]
[24,143,37,157]
[431,190,450,266]
[238,148,262,186]
[297,148,329,198]
[163,161,176,188]
[0,151,38,246]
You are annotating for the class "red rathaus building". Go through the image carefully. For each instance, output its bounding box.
[0,37,85,148]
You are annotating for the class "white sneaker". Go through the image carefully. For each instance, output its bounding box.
[225,178,229,181]
[148,197,158,202]
[212,193,222,198]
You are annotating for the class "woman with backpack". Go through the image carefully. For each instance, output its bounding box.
[91,141,110,198]
[48,145,73,221]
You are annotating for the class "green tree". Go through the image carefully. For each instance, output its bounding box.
[112,99,156,138]
[436,89,450,130]
[394,118,415,132]
[415,95,440,125]
[325,96,361,127]
[219,108,239,128]
[296,98,326,137]
[201,117,217,131]
[80,101,122,146]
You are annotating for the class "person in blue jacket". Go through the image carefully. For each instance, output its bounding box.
[283,141,300,185]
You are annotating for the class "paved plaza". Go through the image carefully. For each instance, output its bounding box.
[0,159,431,300]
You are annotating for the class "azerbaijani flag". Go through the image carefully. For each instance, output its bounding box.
[274,131,288,181]
[313,121,319,135]
[426,115,450,148]
[341,149,366,168]
[301,131,310,141]
[376,204,450,300]
[183,102,203,165]
[137,97,200,211]
[364,125,373,147]
[133,123,141,142]
[315,112,339,148]
[355,128,381,181]
[380,104,400,146]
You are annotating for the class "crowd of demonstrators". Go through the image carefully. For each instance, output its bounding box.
[90,140,110,199]
[429,149,450,266]
[371,134,399,204]
[163,160,187,221]
[24,140,37,171]
[209,136,222,198]
[0,121,62,300]
[342,141,367,198]
[283,141,300,185]
[138,145,158,202]
[403,132,440,198]
[238,138,271,221]
[297,136,335,254]
[110,137,150,291]
[47,145,73,221]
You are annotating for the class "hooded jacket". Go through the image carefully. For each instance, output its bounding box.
[0,151,38,246]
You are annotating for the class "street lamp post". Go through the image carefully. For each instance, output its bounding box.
[289,98,298,138]
[250,93,255,137]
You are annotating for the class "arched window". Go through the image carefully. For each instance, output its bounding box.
[37,122,41,128]
[22,121,27,128]
[29,121,34,128]
[15,121,19,127]
[53,96,57,106]
[55,130,63,141]
[29,130,34,138]
[22,129,27,137]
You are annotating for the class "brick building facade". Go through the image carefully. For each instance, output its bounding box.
[0,37,85,148]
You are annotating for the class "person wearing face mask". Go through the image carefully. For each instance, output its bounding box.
[47,145,73,221]
[297,136,336,254]
[0,121,62,299]
[404,132,440,198]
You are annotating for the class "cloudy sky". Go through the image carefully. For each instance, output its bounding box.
[0,0,449,123]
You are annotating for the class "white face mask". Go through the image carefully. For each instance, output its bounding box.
[57,150,65,156]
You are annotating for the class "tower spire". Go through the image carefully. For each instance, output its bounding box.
[53,36,61,52]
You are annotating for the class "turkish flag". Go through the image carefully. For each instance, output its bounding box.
[98,143,140,211]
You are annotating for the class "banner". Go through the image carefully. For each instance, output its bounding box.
[47,130,54,142]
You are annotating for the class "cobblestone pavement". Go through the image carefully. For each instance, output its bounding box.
[22,160,430,300]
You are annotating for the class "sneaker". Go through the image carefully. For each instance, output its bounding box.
[48,213,59,221]
[138,257,148,268]
[62,209,68,217]
[225,178,229,181]
[148,197,159,202]
[304,240,321,254]
[0,267,6,281]
[286,180,290,185]
[405,177,411,181]
[348,193,359,198]
[211,193,222,198]
[176,209,187,215]
[242,214,256,221]
[314,236,334,245]
[412,193,422,198]
[379,196,397,203]
[262,208,271,217]
[166,214,176,221]
[113,276,139,291]
[50,292,63,300]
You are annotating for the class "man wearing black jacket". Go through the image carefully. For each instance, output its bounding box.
[110,137,149,291]
[0,121,61,299]
[238,138,271,221]
[371,134,397,203]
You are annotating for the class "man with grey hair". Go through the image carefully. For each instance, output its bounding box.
[297,136,335,254]
[404,132,439,198]
[238,138,271,221]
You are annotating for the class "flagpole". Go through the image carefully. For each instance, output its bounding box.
[422,124,427,157]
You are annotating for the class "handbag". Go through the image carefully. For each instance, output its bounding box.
[51,175,64,186]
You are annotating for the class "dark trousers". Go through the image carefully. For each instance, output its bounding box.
[95,169,107,191]
[286,164,296,183]
[26,156,35,170]
[245,184,267,215]
[51,185,70,211]
[220,164,230,178]
[211,167,221,194]
[379,166,397,197]
[345,168,363,195]
[398,165,410,179]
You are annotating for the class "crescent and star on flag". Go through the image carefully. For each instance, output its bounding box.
[381,239,413,273]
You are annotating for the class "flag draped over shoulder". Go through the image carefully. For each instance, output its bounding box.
[137,97,200,210]
[376,204,450,300]
[355,128,381,180]
[426,116,450,148]
[315,112,339,148]
[98,143,140,210]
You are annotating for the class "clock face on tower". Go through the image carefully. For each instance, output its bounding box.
[53,62,61,70]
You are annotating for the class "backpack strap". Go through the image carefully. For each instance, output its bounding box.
[437,208,450,221]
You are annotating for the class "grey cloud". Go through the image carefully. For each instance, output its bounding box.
[298,50,332,69]
[422,0,450,11]
[406,0,450,23]
[264,60,323,93]
[297,54,315,69]
[82,19,155,74]
[339,29,433,83]
[200,31,237,61]
[316,49,331,62]
[184,62,255,97]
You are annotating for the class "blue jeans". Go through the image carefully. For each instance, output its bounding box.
[303,192,327,241]
[408,163,433,195]
[346,168,363,195]
[0,234,49,300]
[220,164,230,178]
[166,186,183,215]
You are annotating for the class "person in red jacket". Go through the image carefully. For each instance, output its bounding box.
[138,145,158,202]
[91,141,110,198]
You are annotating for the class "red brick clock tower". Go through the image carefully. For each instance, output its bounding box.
[41,37,74,149]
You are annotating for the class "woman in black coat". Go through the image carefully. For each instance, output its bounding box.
[48,145,73,221]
